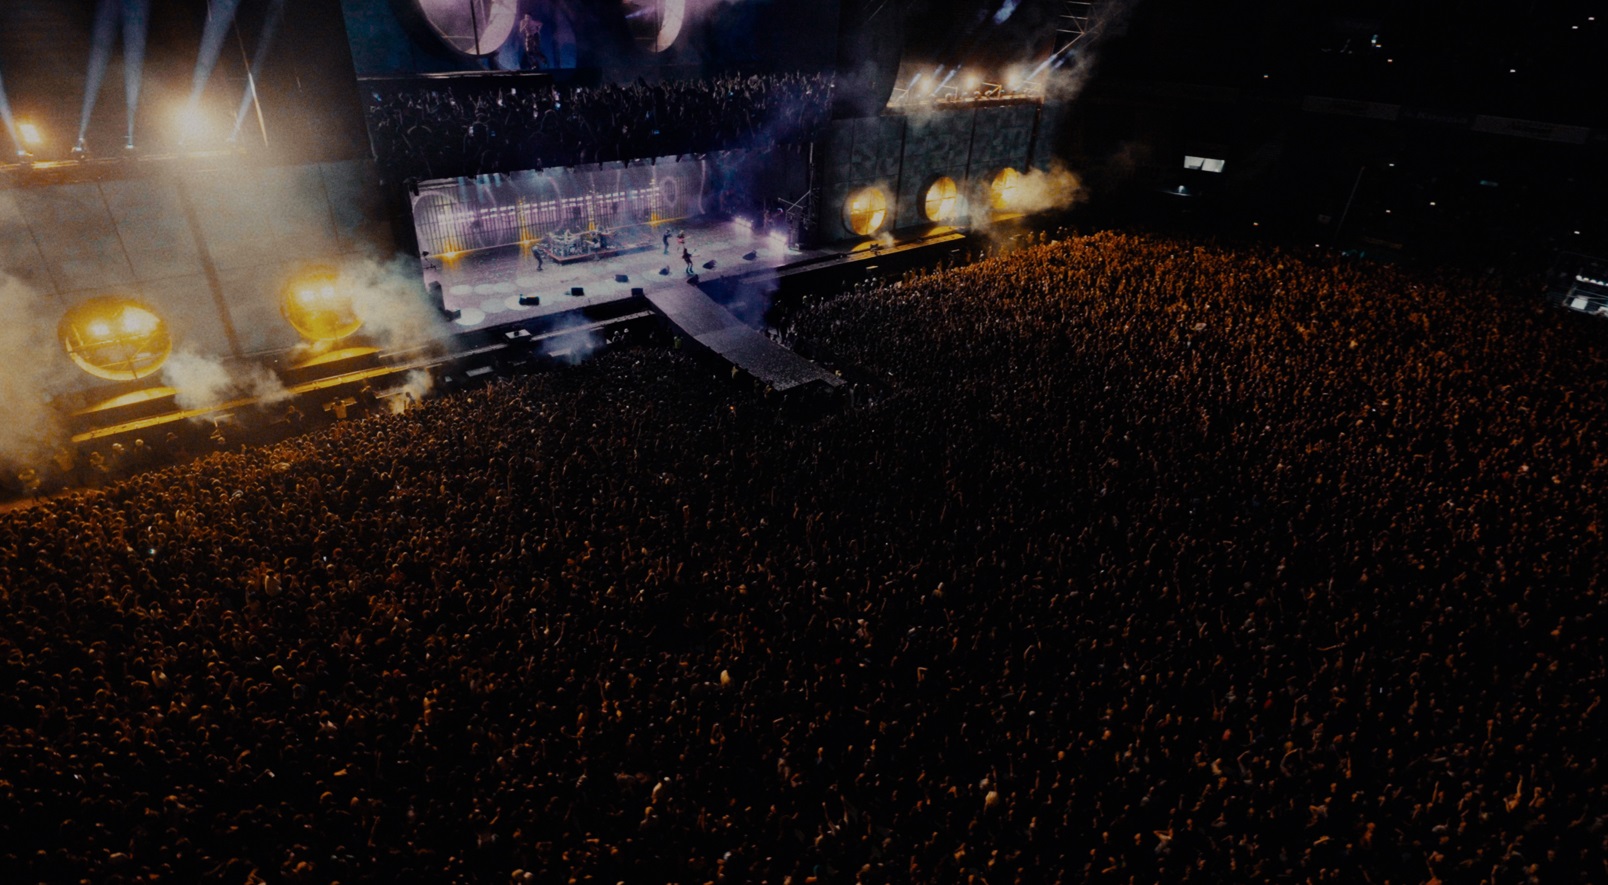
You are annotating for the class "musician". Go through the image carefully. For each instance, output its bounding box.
[519,15,547,70]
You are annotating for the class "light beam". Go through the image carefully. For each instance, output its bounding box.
[0,60,19,152]
[231,0,286,144]
[79,0,123,146]
[124,0,151,148]
[191,0,245,105]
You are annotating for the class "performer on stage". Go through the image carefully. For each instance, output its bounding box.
[519,15,547,69]
[663,230,672,254]
[682,247,694,275]
[532,243,545,271]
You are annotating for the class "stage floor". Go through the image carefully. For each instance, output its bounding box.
[425,218,830,330]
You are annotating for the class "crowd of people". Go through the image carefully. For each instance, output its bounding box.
[366,72,834,181]
[2,231,1606,882]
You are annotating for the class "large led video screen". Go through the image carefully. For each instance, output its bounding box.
[341,0,840,79]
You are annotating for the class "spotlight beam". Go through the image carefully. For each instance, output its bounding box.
[231,0,286,145]
[124,0,151,147]
[80,0,123,146]
[0,62,18,152]
[191,0,246,105]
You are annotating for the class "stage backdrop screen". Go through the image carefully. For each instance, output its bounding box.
[341,0,840,79]
[411,156,712,259]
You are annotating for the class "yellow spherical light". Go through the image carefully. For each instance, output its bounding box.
[281,266,362,342]
[59,298,173,381]
[923,176,959,223]
[845,186,889,236]
[990,168,1022,211]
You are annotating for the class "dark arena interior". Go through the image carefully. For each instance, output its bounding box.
[2,1,1608,881]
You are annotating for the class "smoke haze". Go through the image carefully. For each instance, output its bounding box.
[344,253,454,350]
[1001,164,1086,215]
[0,273,69,468]
[162,350,293,413]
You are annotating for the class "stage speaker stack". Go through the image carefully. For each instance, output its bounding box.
[742,251,757,261]
[630,288,645,297]
[702,260,717,269]
[615,274,629,283]
[518,294,541,306]
[571,286,585,297]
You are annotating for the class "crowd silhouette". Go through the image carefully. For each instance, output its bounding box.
[2,231,1605,882]
[366,73,833,181]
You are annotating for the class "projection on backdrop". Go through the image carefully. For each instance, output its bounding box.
[625,0,686,53]
[411,155,707,259]
[342,0,839,77]
[416,0,522,56]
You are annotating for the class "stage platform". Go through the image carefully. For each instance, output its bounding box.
[61,220,969,449]
[426,217,971,327]
[425,217,821,330]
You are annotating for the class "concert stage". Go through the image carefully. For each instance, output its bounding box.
[424,216,827,329]
[425,216,971,329]
[57,218,968,460]
[423,215,967,390]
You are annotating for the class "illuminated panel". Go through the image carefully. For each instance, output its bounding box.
[626,0,687,53]
[844,187,889,236]
[415,0,521,56]
[412,156,705,264]
[59,298,172,381]
[990,168,1022,211]
[281,266,363,342]
[923,176,959,223]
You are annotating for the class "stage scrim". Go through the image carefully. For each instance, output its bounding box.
[411,156,709,259]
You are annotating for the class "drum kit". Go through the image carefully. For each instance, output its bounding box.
[544,228,613,258]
